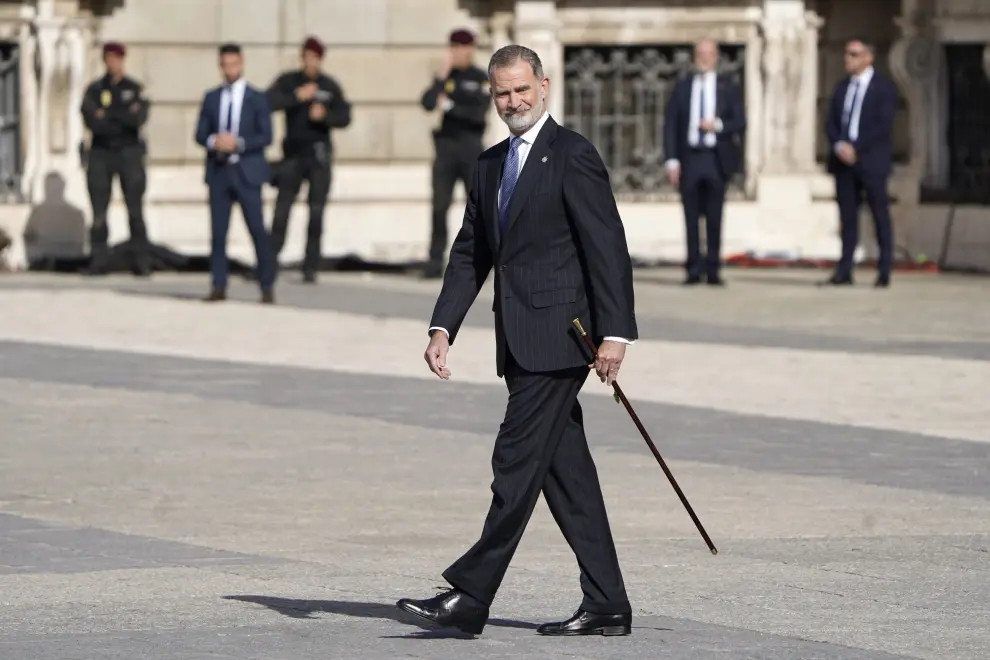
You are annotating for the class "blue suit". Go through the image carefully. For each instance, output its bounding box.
[663,73,746,280]
[195,81,276,291]
[825,71,898,280]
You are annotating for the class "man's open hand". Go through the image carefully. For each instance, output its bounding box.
[424,330,451,380]
[592,340,626,387]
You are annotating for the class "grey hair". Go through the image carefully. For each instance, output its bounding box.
[488,44,544,81]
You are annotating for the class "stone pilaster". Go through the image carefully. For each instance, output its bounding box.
[758,0,823,174]
[483,10,514,147]
[889,0,949,194]
[15,0,96,202]
[512,1,562,118]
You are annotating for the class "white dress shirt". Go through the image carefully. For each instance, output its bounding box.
[840,66,874,144]
[207,77,247,163]
[665,71,723,171]
[430,110,633,346]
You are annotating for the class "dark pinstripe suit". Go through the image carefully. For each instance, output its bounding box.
[429,114,637,615]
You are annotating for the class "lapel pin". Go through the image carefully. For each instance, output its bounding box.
[541,156,548,162]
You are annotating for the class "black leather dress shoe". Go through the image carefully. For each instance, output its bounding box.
[874,275,890,288]
[816,274,853,287]
[396,588,489,635]
[682,275,702,285]
[706,276,726,287]
[536,609,631,636]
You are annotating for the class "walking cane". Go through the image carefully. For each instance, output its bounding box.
[572,318,718,555]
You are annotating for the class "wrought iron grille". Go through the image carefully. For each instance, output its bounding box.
[942,44,990,205]
[0,41,21,203]
[563,44,746,201]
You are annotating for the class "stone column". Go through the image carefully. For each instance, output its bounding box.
[33,15,59,202]
[16,10,38,201]
[512,1,562,117]
[62,20,87,169]
[889,0,949,193]
[483,10,514,147]
[758,0,822,174]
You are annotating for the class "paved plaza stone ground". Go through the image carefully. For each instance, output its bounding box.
[0,268,988,659]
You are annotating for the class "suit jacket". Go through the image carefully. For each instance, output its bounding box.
[663,74,746,178]
[825,72,898,179]
[194,82,272,188]
[429,115,638,377]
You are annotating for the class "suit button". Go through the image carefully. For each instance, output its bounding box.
[499,265,505,271]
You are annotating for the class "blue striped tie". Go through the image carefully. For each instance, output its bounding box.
[498,137,523,235]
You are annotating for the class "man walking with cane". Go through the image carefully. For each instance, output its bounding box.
[396,44,637,637]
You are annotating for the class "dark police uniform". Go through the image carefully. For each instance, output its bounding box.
[80,71,150,274]
[267,63,351,281]
[421,62,490,277]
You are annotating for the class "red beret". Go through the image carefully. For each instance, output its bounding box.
[302,36,324,58]
[102,42,126,57]
[449,29,475,46]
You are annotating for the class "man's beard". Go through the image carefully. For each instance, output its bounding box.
[500,93,545,133]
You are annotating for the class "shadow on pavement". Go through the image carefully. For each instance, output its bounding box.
[223,594,540,639]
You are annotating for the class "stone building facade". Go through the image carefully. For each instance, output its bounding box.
[0,0,988,270]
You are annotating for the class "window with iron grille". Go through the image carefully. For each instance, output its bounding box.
[0,40,21,203]
[562,44,746,201]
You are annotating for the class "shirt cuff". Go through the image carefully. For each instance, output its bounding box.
[207,134,217,150]
[603,336,634,345]
[664,159,680,170]
[428,326,449,339]
[236,137,246,153]
[714,117,724,133]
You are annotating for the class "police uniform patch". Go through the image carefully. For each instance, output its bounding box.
[121,89,134,101]
[462,80,480,91]
[444,79,456,94]
[100,90,112,107]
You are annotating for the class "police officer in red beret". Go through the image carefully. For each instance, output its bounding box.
[420,29,491,279]
[80,42,151,276]
[266,36,352,283]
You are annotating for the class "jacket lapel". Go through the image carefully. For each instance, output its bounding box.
[505,116,557,231]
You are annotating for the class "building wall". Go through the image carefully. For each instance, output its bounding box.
[1,0,988,272]
[97,0,492,166]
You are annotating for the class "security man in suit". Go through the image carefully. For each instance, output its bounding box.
[267,36,352,283]
[663,38,746,286]
[822,37,898,288]
[80,42,151,276]
[420,28,491,278]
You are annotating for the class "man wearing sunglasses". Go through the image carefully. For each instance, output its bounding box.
[822,38,899,288]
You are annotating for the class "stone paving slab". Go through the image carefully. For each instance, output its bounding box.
[0,272,988,659]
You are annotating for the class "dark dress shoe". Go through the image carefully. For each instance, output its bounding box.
[817,274,853,287]
[682,275,702,285]
[536,609,631,636]
[706,276,726,287]
[261,290,275,304]
[396,588,489,635]
[302,271,317,284]
[204,288,226,302]
[874,275,890,288]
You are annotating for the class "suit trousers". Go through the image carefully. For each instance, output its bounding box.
[208,166,276,291]
[442,351,631,615]
[834,167,894,279]
[680,149,726,279]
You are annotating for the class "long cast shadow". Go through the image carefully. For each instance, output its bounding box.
[224,594,539,638]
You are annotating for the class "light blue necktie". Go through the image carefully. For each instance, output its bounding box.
[498,136,523,235]
[842,80,859,140]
